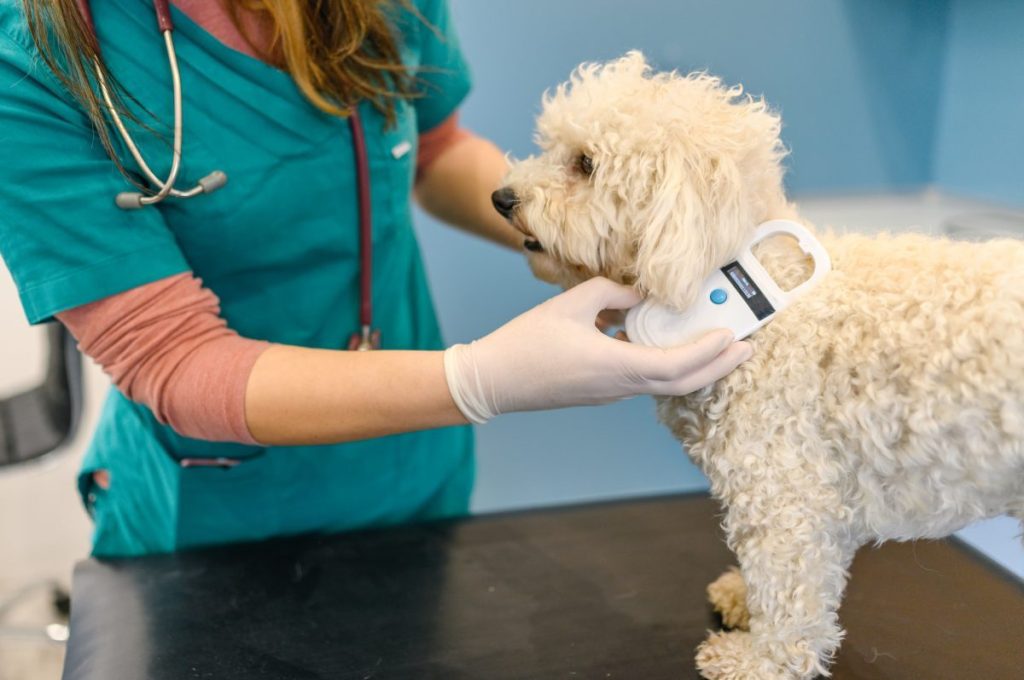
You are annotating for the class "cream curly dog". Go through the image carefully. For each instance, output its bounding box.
[494,52,1024,679]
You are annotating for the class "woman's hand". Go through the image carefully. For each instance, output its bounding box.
[443,277,753,423]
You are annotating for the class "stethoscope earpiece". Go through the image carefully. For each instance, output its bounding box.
[198,171,228,194]
[115,192,145,210]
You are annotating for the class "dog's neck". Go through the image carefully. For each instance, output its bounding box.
[750,228,816,295]
[744,201,816,291]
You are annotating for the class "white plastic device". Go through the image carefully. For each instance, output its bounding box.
[625,219,831,348]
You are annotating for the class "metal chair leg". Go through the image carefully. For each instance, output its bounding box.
[0,579,69,644]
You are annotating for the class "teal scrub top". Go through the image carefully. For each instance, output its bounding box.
[0,0,475,556]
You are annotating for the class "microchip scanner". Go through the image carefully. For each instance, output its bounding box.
[625,219,831,348]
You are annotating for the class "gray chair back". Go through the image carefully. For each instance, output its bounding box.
[0,324,83,467]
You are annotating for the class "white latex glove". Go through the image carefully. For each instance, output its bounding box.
[443,277,753,424]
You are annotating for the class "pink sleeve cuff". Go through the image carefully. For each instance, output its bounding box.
[416,111,473,181]
[57,273,271,445]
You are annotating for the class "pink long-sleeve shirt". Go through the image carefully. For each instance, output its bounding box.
[57,0,471,446]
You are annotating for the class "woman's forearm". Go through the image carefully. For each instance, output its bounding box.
[61,272,468,447]
[414,134,524,250]
[244,345,468,446]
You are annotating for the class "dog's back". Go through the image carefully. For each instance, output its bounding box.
[664,231,1024,540]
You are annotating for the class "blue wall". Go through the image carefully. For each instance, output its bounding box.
[934,0,1024,205]
[449,0,950,195]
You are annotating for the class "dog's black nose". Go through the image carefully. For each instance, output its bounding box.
[491,187,519,219]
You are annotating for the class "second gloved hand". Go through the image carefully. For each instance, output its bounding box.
[443,277,753,424]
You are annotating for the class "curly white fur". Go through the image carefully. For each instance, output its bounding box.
[500,51,1024,679]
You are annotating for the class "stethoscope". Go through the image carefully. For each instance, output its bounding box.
[76,0,380,350]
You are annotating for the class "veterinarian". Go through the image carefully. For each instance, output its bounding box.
[0,0,751,557]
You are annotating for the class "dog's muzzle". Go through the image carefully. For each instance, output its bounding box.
[491,187,519,218]
[491,187,544,252]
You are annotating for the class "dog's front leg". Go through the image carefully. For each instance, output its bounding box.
[707,566,749,630]
[696,491,856,680]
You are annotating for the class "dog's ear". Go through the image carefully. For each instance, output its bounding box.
[630,73,790,310]
[632,149,750,311]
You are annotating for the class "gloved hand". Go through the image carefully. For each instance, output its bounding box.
[443,277,753,424]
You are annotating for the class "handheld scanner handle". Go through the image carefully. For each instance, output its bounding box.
[736,219,831,309]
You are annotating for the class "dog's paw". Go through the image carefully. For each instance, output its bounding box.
[707,567,750,630]
[696,631,790,680]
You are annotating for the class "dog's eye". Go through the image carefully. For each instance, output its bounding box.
[576,153,594,177]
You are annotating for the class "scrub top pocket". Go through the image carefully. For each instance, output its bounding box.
[174,452,278,551]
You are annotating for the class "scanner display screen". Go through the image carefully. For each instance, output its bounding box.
[722,262,775,320]
[725,264,757,299]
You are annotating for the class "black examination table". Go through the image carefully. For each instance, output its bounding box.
[61,494,1024,679]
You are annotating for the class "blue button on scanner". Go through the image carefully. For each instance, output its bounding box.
[710,288,728,305]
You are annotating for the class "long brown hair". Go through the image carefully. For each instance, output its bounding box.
[22,0,419,176]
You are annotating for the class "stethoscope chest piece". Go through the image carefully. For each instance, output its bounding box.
[347,326,381,351]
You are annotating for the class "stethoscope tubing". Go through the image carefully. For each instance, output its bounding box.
[347,111,373,336]
[96,30,183,206]
[75,0,377,347]
[77,0,225,209]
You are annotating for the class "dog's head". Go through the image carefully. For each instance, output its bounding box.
[494,51,791,310]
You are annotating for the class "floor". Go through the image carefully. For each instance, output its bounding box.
[1,190,1022,679]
